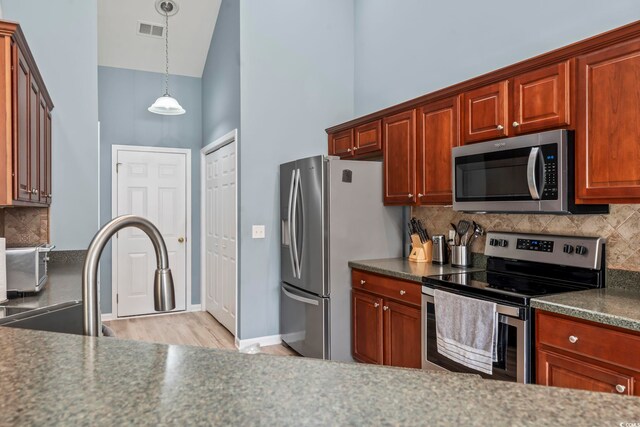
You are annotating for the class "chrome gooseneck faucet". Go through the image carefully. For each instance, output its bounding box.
[82,215,176,336]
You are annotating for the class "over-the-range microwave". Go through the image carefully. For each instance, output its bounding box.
[451,130,608,214]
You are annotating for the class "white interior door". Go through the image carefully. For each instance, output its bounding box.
[116,149,187,317]
[205,142,237,334]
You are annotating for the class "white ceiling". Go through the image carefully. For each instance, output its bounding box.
[98,0,221,78]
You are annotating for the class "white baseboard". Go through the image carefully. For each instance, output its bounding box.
[235,334,282,350]
[101,312,116,321]
[188,304,202,312]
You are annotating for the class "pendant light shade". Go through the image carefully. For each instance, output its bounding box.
[149,1,185,116]
[148,94,186,115]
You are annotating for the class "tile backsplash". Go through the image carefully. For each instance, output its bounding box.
[413,204,640,272]
[0,208,49,247]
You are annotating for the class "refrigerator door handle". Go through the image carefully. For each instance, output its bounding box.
[282,285,319,306]
[287,169,296,275]
[296,168,304,277]
[291,169,301,278]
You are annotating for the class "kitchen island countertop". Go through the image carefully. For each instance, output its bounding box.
[349,258,482,283]
[0,327,639,426]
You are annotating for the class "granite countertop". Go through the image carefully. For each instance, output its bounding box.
[532,288,640,333]
[0,327,639,425]
[1,259,83,309]
[348,258,482,283]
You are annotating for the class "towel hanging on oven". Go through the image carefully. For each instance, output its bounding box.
[434,289,499,375]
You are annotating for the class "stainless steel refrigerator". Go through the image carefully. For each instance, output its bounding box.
[280,155,403,361]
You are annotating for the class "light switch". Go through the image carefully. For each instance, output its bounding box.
[252,225,266,239]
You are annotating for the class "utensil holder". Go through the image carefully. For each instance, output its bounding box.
[408,234,432,263]
[451,245,471,267]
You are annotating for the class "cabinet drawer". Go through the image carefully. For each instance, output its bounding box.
[537,311,640,371]
[352,269,421,306]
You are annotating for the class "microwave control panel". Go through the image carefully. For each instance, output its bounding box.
[541,144,558,200]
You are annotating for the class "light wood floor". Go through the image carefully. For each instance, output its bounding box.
[104,311,298,357]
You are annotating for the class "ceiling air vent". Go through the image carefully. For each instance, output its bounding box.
[137,21,164,38]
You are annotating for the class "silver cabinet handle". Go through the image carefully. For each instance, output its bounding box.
[374,302,379,308]
[418,193,424,197]
[496,124,504,131]
[383,306,389,311]
[568,335,578,344]
[360,279,366,285]
[512,121,520,128]
[347,148,352,152]
[31,188,38,195]
[408,193,414,198]
[616,384,626,393]
[353,147,358,151]
[399,290,406,295]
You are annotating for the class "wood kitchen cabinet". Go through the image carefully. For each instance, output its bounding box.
[328,120,382,159]
[575,38,640,204]
[0,21,53,207]
[383,110,416,204]
[462,81,509,144]
[416,97,460,204]
[351,269,421,369]
[536,310,640,396]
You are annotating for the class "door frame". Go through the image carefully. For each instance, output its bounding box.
[200,129,239,337]
[111,144,193,317]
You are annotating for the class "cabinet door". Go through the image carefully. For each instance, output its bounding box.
[462,81,509,144]
[352,290,384,365]
[45,110,52,203]
[13,48,30,202]
[576,39,640,203]
[511,61,571,134]
[329,129,354,158]
[38,98,47,203]
[416,97,459,205]
[29,79,40,202]
[383,299,421,368]
[354,120,382,156]
[383,109,416,204]
[537,349,634,396]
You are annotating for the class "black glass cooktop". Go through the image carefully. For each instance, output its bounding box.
[424,270,589,306]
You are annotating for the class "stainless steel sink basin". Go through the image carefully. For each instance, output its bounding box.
[0,301,89,335]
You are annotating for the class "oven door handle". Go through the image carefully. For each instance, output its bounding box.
[527,147,545,200]
[421,286,523,318]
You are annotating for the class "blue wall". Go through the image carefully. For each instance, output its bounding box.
[237,0,354,339]
[98,66,203,313]
[354,0,640,115]
[202,0,240,146]
[1,0,100,250]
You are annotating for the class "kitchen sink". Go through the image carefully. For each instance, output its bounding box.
[0,301,101,336]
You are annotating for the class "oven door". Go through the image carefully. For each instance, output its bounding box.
[421,289,531,383]
[452,131,568,213]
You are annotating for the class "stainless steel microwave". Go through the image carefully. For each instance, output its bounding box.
[451,130,608,214]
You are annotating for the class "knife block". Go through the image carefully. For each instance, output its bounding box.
[408,234,432,263]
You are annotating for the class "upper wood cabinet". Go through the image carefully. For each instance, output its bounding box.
[462,81,509,144]
[383,110,416,204]
[512,61,571,134]
[0,21,53,207]
[328,128,354,158]
[575,39,640,204]
[536,310,640,396]
[328,120,382,159]
[416,97,460,204]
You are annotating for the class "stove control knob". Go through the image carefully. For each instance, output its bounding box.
[499,239,508,248]
[575,245,588,256]
[489,238,498,246]
[563,244,574,254]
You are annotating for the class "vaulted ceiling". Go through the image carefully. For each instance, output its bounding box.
[98,0,221,78]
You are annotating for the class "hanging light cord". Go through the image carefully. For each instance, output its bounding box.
[163,4,170,96]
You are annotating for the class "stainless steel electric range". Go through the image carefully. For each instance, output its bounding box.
[422,231,606,383]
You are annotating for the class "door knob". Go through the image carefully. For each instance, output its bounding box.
[178,237,185,243]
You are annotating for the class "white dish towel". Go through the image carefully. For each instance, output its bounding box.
[0,238,7,303]
[434,289,498,375]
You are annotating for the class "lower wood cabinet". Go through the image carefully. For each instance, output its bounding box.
[536,310,640,396]
[351,269,421,369]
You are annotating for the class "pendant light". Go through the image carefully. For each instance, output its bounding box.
[148,0,185,115]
